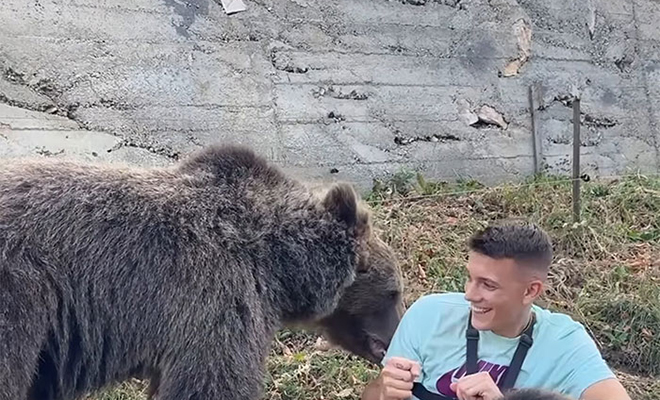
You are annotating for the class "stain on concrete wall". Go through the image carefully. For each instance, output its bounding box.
[0,0,658,191]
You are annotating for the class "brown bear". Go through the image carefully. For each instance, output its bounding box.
[0,144,404,400]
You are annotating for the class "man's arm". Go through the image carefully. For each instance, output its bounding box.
[361,375,383,400]
[558,325,631,400]
[580,378,631,400]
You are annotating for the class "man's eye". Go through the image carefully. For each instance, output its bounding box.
[484,282,497,290]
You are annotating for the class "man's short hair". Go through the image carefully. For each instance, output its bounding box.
[468,220,553,272]
[503,388,572,400]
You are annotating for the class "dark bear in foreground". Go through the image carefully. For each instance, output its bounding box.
[0,144,404,400]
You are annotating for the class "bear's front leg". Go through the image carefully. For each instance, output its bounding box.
[152,355,266,400]
[1,272,51,400]
[150,327,270,400]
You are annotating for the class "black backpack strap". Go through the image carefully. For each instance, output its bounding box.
[465,311,480,375]
[412,382,452,400]
[409,311,480,400]
[500,313,536,390]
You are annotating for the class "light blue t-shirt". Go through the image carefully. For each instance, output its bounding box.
[382,293,615,399]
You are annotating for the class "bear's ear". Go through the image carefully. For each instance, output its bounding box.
[322,183,359,228]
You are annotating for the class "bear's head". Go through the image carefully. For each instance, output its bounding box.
[315,182,405,365]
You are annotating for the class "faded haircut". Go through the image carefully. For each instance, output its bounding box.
[468,220,553,273]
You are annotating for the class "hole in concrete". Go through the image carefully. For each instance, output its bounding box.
[582,114,616,128]
[470,120,501,129]
[282,65,309,73]
[394,133,460,146]
[312,86,369,100]
[4,67,26,84]
[327,111,345,123]
[400,0,463,7]
[615,57,633,73]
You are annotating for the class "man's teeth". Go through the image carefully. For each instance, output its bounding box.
[472,306,490,313]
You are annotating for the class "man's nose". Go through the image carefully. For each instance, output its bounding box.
[464,281,479,302]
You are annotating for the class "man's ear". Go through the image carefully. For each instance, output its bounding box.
[323,183,359,228]
[523,280,544,305]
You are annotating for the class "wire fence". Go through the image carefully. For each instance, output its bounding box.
[363,172,660,206]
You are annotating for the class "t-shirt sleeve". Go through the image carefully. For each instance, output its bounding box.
[381,295,437,381]
[558,326,616,398]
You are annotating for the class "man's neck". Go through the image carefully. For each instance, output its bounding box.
[492,307,533,338]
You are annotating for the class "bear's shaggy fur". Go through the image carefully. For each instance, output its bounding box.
[0,144,404,400]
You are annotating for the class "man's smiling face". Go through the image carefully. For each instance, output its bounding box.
[463,251,541,337]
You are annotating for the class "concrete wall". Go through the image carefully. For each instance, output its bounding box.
[1,0,659,192]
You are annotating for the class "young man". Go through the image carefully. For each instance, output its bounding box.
[361,221,631,400]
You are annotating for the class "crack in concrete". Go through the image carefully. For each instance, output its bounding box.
[399,0,464,8]
[269,49,310,74]
[35,147,65,157]
[548,135,601,147]
[120,140,181,160]
[582,114,616,129]
[3,67,61,99]
[0,93,55,114]
[120,142,181,161]
[0,66,90,130]
[541,95,618,130]
[187,133,203,147]
[312,86,369,100]
[326,111,346,123]
[280,65,309,73]
[98,98,137,111]
[385,44,410,55]
[4,68,24,85]
[469,119,504,129]
[614,54,634,73]
[545,94,575,108]
[394,133,460,145]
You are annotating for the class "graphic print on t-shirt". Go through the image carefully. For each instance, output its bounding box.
[435,359,509,397]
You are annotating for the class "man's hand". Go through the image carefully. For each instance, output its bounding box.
[449,371,503,400]
[379,356,421,400]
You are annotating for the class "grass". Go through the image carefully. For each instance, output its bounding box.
[90,171,659,400]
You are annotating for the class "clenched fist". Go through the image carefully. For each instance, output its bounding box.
[450,371,504,400]
[378,357,422,400]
